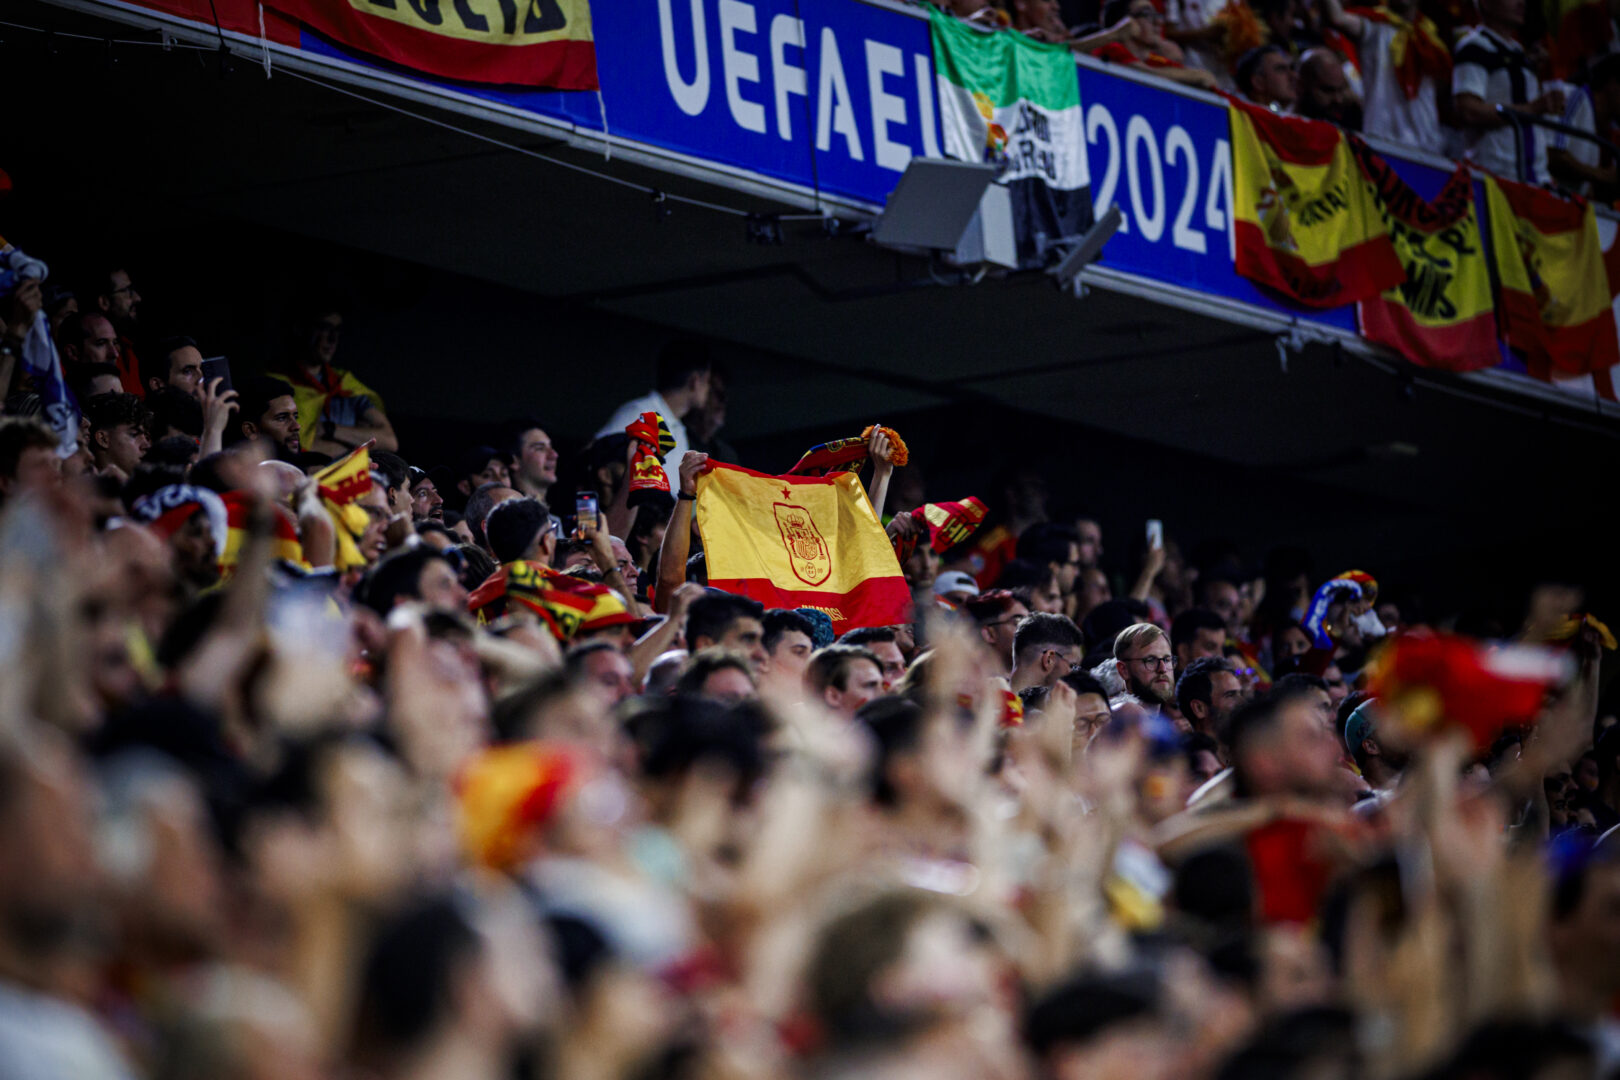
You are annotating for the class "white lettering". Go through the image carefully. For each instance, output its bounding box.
[913,53,940,158]
[770,14,807,140]
[1166,125,1206,254]
[719,0,765,134]
[1126,114,1164,242]
[1086,103,1126,233]
[657,0,709,117]
[1206,138,1235,261]
[815,28,863,160]
[865,40,910,171]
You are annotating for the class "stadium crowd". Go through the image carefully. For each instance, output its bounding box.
[2,251,1620,1080]
[934,0,1620,192]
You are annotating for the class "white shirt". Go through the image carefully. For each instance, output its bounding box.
[1357,18,1446,157]
[1164,0,1235,88]
[1452,25,1549,183]
[597,390,691,486]
[1553,86,1600,193]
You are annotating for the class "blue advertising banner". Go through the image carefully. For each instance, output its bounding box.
[298,0,1480,336]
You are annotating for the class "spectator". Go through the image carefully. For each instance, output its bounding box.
[233,376,303,459]
[685,592,768,675]
[1064,669,1116,748]
[1010,0,1074,40]
[564,639,637,705]
[68,360,124,404]
[762,608,817,685]
[1319,0,1445,152]
[84,392,151,479]
[965,589,1030,675]
[674,648,757,704]
[272,303,398,456]
[806,644,885,719]
[1296,47,1364,128]
[55,309,121,371]
[1176,655,1245,743]
[0,416,62,503]
[463,479,522,553]
[1342,697,1406,790]
[356,546,470,616]
[144,335,205,398]
[1172,607,1229,669]
[596,338,711,487]
[838,626,907,690]
[1237,43,1302,110]
[84,262,144,395]
[1111,621,1176,712]
[1091,0,1222,88]
[1452,0,1566,183]
[1550,52,1620,195]
[408,466,444,522]
[501,416,559,504]
[1228,679,1351,799]
[1010,611,1085,693]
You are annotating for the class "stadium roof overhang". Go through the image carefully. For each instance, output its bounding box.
[9,0,1618,534]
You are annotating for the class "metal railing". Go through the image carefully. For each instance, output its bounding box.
[1500,105,1620,191]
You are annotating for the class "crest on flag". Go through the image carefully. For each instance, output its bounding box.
[774,503,831,586]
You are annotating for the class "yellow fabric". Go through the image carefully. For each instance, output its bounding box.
[1231,107,1389,269]
[313,444,374,572]
[694,467,903,596]
[345,0,593,45]
[268,369,385,450]
[1483,175,1612,329]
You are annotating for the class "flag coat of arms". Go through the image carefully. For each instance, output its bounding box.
[266,0,596,89]
[695,462,910,633]
[1483,174,1620,378]
[1351,145,1496,370]
[930,9,1092,264]
[1229,101,1404,307]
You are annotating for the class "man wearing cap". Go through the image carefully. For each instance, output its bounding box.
[934,571,980,607]
[1343,698,1405,793]
[408,467,444,523]
[456,446,511,502]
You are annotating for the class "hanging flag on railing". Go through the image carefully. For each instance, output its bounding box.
[1229,100,1404,307]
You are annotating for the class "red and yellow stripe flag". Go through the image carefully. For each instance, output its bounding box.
[1483,174,1620,378]
[695,462,910,633]
[1230,101,1404,307]
[1351,146,1497,370]
[314,442,374,572]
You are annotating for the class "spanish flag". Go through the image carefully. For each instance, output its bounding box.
[313,442,374,572]
[218,492,308,580]
[1352,145,1496,371]
[1483,175,1620,379]
[694,462,909,633]
[1230,101,1404,307]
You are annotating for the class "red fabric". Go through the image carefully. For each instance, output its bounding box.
[265,0,597,89]
[1346,6,1452,98]
[1501,288,1620,378]
[1234,222,1407,307]
[1091,41,1181,67]
[1365,632,1565,751]
[1231,97,1347,166]
[1359,302,1499,370]
[1246,819,1334,924]
[706,575,911,636]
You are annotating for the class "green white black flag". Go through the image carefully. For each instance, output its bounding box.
[929,10,1092,265]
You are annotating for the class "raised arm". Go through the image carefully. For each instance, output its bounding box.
[654,451,708,614]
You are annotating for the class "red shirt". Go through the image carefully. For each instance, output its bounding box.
[1092,40,1183,67]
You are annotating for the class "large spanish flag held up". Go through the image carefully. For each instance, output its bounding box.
[1351,144,1497,371]
[695,462,910,634]
[266,0,595,89]
[1229,101,1405,307]
[1483,174,1620,379]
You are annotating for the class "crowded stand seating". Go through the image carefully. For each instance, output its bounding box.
[2,235,1620,1080]
[933,0,1620,193]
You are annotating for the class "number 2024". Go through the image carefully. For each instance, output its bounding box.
[1085,103,1234,260]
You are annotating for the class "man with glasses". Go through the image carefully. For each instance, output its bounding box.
[88,265,144,395]
[1010,612,1085,695]
[966,590,1030,676]
[1112,622,1177,714]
